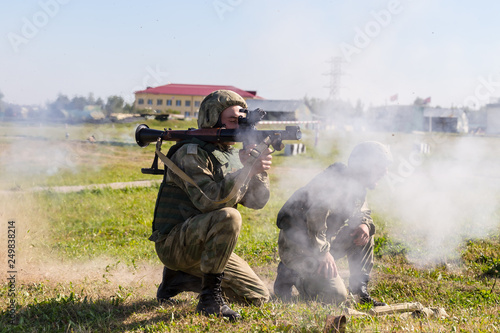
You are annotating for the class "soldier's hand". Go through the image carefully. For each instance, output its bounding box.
[350,224,370,246]
[316,252,338,279]
[239,145,273,176]
[239,145,255,165]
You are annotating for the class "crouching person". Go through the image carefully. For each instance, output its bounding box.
[149,90,272,321]
[274,142,392,306]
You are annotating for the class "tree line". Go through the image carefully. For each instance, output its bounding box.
[0,91,135,122]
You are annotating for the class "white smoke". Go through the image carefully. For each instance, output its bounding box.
[377,133,500,266]
[0,124,111,191]
[275,126,500,268]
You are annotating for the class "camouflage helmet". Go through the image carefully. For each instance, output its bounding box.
[197,90,247,128]
[348,141,393,172]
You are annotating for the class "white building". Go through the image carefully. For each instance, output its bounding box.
[423,108,468,133]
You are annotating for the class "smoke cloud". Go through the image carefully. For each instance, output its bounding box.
[376,133,500,266]
[274,125,500,268]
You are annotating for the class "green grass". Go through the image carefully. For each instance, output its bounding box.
[1,122,500,332]
[39,186,158,264]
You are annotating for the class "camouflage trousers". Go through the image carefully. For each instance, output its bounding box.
[155,207,270,305]
[278,224,374,304]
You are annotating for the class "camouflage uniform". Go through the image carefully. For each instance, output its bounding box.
[150,132,271,305]
[276,162,376,304]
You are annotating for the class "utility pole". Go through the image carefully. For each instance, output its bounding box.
[324,56,343,100]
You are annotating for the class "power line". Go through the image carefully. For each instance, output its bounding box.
[323,57,343,100]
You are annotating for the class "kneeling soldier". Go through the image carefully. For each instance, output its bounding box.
[274,142,392,306]
[150,90,273,320]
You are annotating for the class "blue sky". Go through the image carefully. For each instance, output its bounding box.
[2,0,500,109]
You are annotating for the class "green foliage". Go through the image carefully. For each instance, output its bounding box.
[462,237,500,278]
[373,235,408,259]
[104,95,124,116]
[482,257,500,278]
[166,109,181,115]
[462,238,500,277]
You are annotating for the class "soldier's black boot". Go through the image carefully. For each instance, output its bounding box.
[196,273,241,321]
[273,262,299,301]
[350,280,387,307]
[157,266,202,304]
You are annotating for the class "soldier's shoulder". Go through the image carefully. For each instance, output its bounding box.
[171,143,210,160]
[318,162,348,183]
[325,162,347,174]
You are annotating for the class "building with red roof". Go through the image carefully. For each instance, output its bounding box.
[134,83,262,118]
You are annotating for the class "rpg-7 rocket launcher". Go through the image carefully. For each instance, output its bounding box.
[135,108,302,174]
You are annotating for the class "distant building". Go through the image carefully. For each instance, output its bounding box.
[134,83,262,119]
[368,105,469,133]
[423,107,468,133]
[467,109,487,134]
[485,103,500,135]
[246,99,312,121]
[367,105,424,132]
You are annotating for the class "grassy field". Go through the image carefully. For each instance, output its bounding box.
[0,120,499,332]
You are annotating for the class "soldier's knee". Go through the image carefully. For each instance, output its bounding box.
[300,276,348,305]
[256,284,271,304]
[333,287,348,305]
[251,290,270,306]
[216,207,242,235]
[317,287,348,305]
